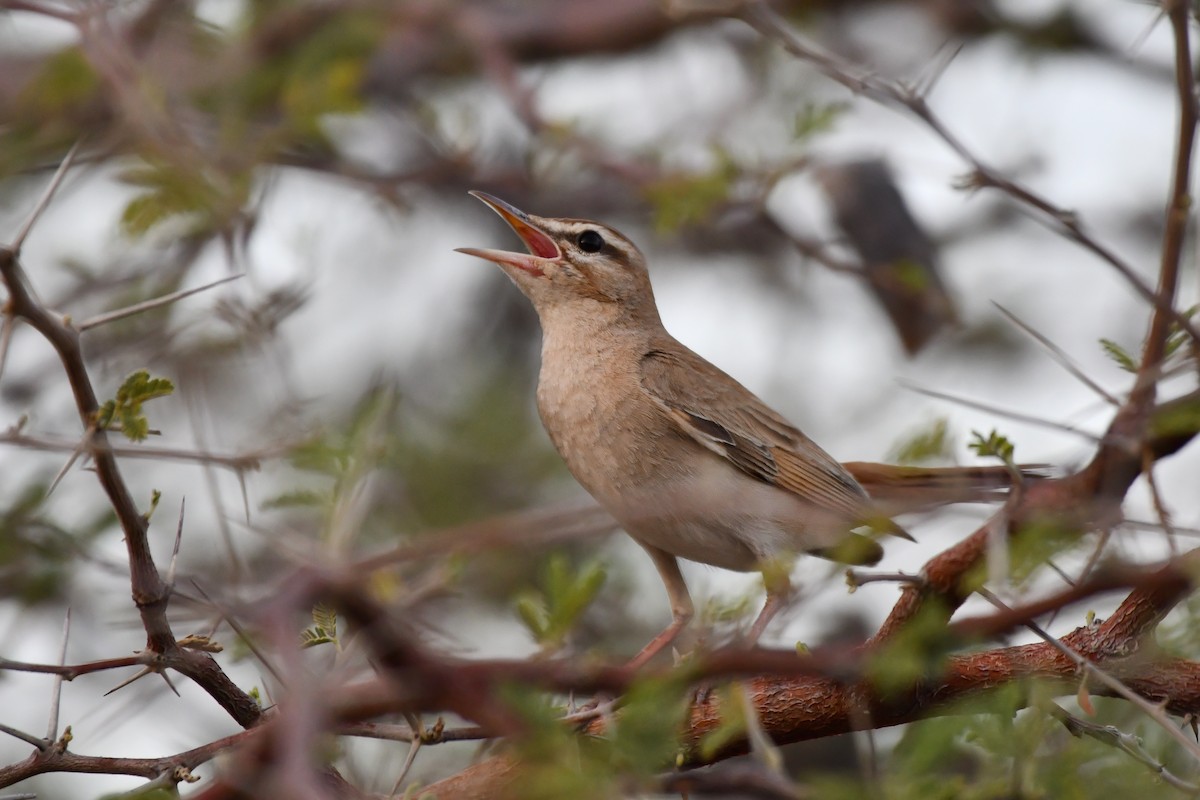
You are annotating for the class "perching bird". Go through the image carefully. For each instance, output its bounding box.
[457,192,971,666]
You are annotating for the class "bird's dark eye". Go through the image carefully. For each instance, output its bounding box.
[576,230,604,253]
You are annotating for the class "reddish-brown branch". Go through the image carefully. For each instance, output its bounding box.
[417,621,1200,799]
[1138,0,1197,397]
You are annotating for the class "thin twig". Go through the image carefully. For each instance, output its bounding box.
[45,610,71,742]
[0,653,149,679]
[166,499,186,589]
[0,315,15,385]
[190,580,288,688]
[10,140,82,254]
[993,302,1119,405]
[77,274,244,331]
[44,425,95,499]
[389,738,423,796]
[1045,701,1200,793]
[976,586,1200,763]
[898,379,1103,441]
[1135,0,1198,403]
[0,723,44,750]
[0,429,281,470]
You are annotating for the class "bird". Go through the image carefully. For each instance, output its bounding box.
[456,191,996,666]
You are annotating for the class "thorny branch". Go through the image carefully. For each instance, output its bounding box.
[0,150,263,779]
[0,1,1199,798]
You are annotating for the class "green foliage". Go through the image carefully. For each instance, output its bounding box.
[696,684,748,761]
[18,48,99,118]
[1149,394,1200,439]
[643,153,737,233]
[389,376,564,530]
[515,554,606,650]
[794,101,848,139]
[95,370,175,442]
[301,604,340,649]
[803,685,1191,800]
[892,258,933,291]
[866,600,954,696]
[211,7,382,147]
[1164,304,1198,361]
[145,489,162,521]
[1155,592,1200,659]
[495,675,689,799]
[1007,515,1087,585]
[968,428,1015,466]
[1100,337,1138,372]
[0,477,113,604]
[265,377,562,565]
[269,387,399,540]
[889,417,954,465]
[119,161,252,239]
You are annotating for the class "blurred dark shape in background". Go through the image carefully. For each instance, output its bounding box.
[816,158,957,354]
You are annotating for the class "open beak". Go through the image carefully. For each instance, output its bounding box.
[455,191,561,277]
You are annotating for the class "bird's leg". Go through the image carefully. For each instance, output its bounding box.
[628,544,694,670]
[747,560,794,644]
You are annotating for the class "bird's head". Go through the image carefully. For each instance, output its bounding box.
[456,191,660,324]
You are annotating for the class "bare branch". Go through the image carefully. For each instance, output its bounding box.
[77,274,244,332]
[10,140,82,255]
[45,609,70,742]
[993,302,1120,406]
[898,379,1104,442]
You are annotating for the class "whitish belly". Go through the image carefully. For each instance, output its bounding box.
[602,457,850,572]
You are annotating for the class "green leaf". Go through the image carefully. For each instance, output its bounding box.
[890,417,954,465]
[968,428,1015,466]
[1099,338,1137,372]
[514,554,607,650]
[697,684,747,760]
[260,489,327,510]
[794,101,848,140]
[1165,304,1198,360]
[643,154,737,233]
[301,603,339,648]
[95,370,175,442]
[17,47,99,116]
[865,600,955,696]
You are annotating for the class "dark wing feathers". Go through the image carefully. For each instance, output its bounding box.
[640,346,875,523]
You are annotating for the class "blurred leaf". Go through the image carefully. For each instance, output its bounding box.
[643,154,736,233]
[0,477,112,605]
[697,684,746,760]
[889,417,954,465]
[610,675,690,774]
[18,47,99,117]
[1007,515,1087,585]
[1149,394,1200,439]
[794,101,847,140]
[119,161,251,239]
[497,674,689,798]
[515,553,607,650]
[866,600,954,696]
[260,489,328,510]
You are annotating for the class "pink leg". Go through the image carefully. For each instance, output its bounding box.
[747,574,794,644]
[628,544,694,670]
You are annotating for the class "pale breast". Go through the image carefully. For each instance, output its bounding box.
[533,319,857,573]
